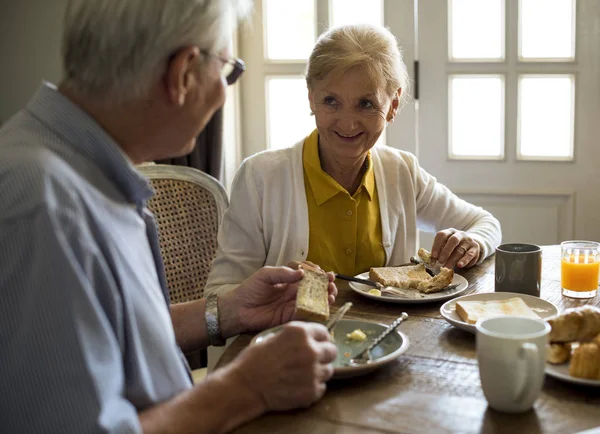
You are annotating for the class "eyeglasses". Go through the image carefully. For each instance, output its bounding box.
[201,50,246,85]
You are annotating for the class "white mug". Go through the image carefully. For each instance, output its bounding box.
[476,316,550,413]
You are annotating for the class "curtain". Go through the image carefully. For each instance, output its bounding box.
[157,108,223,180]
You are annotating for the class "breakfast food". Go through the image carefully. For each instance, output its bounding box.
[569,341,600,379]
[545,307,600,380]
[547,343,572,364]
[417,268,454,294]
[346,329,367,341]
[418,248,435,265]
[546,305,600,343]
[294,265,330,323]
[455,297,540,325]
[369,264,454,294]
[367,288,382,296]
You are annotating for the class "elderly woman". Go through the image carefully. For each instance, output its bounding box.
[206,24,501,295]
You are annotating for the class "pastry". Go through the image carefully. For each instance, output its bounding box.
[569,342,600,380]
[546,343,572,365]
[547,305,600,343]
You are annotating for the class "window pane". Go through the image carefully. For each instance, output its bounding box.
[330,0,383,28]
[520,0,575,60]
[266,77,314,150]
[518,76,574,159]
[265,0,315,60]
[449,0,504,60]
[449,76,504,158]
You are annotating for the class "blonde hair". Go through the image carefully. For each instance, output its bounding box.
[305,24,410,104]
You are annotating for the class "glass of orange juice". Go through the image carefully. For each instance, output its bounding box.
[561,240,600,299]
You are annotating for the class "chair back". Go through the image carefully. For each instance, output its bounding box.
[138,164,228,304]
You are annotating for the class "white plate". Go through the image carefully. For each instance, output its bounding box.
[440,292,559,333]
[348,272,469,304]
[545,362,600,387]
[251,319,410,379]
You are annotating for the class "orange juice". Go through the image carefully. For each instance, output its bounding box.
[561,255,600,291]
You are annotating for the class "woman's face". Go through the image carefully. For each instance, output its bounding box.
[309,66,399,161]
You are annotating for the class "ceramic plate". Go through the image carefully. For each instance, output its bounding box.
[545,363,600,387]
[348,272,469,304]
[251,319,409,379]
[440,292,559,334]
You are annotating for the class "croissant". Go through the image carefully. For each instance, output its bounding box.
[569,342,600,380]
[547,305,600,343]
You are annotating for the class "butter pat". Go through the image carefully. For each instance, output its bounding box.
[294,266,330,323]
[346,329,367,341]
[367,288,382,296]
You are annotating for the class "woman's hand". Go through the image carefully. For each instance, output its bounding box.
[431,229,481,269]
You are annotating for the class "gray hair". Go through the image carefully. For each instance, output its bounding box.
[61,0,251,103]
[306,24,410,106]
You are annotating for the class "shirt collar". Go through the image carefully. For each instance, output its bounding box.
[26,82,154,206]
[303,129,375,205]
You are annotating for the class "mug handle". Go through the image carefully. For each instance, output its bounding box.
[514,343,540,404]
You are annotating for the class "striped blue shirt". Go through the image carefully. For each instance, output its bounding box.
[0,83,192,433]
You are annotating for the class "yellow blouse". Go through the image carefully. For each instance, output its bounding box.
[303,130,385,276]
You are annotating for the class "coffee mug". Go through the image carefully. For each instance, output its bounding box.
[495,243,542,296]
[476,316,550,413]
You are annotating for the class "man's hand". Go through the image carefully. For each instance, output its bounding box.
[226,322,337,412]
[431,228,481,269]
[221,266,337,335]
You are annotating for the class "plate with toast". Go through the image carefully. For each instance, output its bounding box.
[348,265,469,304]
[440,292,559,333]
[544,306,600,386]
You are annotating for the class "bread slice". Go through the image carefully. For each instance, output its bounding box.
[418,248,435,265]
[417,268,454,294]
[455,297,540,324]
[294,265,330,323]
[369,264,430,288]
[369,264,454,294]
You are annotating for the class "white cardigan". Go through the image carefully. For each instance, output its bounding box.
[205,139,502,295]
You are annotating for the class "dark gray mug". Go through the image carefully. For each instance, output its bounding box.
[495,243,542,297]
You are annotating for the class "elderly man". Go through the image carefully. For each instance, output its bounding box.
[0,0,337,432]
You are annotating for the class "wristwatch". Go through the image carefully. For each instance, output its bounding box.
[205,294,226,346]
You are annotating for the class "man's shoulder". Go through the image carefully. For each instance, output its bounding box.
[0,121,89,220]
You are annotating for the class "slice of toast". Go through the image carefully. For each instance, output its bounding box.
[369,264,454,294]
[369,264,430,289]
[418,248,435,265]
[294,265,330,323]
[417,267,454,294]
[455,297,540,324]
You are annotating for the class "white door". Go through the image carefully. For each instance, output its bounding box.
[416,0,600,246]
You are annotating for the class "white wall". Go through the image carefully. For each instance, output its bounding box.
[0,0,67,123]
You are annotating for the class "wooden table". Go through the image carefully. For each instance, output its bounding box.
[216,246,600,433]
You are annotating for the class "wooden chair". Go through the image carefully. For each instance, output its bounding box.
[137,164,228,382]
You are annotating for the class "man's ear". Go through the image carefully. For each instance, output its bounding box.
[165,46,201,107]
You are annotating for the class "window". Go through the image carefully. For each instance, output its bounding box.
[239,0,384,156]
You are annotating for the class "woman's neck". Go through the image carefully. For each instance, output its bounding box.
[318,147,367,196]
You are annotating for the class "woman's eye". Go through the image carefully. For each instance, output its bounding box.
[323,96,336,105]
[359,99,374,109]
